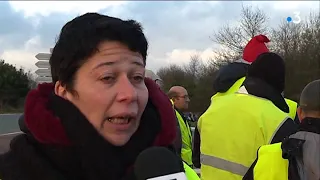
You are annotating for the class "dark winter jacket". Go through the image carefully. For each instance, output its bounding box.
[0,78,178,180]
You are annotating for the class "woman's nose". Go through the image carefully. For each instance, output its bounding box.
[116,77,138,102]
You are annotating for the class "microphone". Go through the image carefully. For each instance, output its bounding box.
[134,147,187,180]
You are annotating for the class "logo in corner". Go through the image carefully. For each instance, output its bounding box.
[287,12,301,24]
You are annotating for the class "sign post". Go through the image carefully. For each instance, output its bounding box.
[35,49,52,84]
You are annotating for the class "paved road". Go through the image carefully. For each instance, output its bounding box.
[0,114,22,153]
[0,114,22,134]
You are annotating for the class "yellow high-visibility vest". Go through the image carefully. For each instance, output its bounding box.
[212,76,297,122]
[253,143,288,180]
[170,100,193,166]
[198,89,290,180]
[284,98,297,120]
[175,110,193,166]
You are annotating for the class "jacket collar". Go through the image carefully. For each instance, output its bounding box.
[240,77,289,113]
[23,78,177,146]
[299,117,320,134]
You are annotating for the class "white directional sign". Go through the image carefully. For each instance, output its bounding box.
[36,76,52,83]
[35,69,51,77]
[35,53,51,61]
[35,61,50,68]
[35,49,53,84]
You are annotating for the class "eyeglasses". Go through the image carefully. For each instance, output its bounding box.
[177,95,190,100]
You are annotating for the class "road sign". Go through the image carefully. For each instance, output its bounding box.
[35,53,51,60]
[35,61,50,68]
[35,49,53,84]
[35,69,51,77]
[35,76,52,83]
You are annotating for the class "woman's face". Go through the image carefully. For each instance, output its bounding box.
[58,41,148,146]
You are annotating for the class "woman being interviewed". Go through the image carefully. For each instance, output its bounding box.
[0,13,198,180]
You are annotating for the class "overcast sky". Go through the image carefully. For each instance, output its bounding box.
[0,1,318,74]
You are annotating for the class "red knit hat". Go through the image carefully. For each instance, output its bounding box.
[242,35,270,63]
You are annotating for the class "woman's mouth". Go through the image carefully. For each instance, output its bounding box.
[107,116,133,124]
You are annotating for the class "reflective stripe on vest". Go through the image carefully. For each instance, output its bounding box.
[175,110,193,166]
[200,154,249,176]
[285,98,297,120]
[253,143,288,180]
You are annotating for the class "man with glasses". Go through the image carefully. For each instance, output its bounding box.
[168,86,193,167]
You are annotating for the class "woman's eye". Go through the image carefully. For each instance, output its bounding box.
[101,76,115,83]
[133,76,144,83]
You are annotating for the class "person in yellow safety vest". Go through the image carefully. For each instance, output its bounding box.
[243,79,320,180]
[198,52,298,180]
[168,86,193,167]
[284,98,299,123]
[192,34,271,168]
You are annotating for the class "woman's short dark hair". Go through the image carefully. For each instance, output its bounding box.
[50,12,148,92]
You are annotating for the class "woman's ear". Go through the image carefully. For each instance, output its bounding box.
[54,81,68,100]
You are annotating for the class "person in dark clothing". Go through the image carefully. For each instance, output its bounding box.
[192,35,271,168]
[0,13,180,180]
[192,126,201,168]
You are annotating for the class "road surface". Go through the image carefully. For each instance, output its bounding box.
[0,114,22,153]
[0,114,22,134]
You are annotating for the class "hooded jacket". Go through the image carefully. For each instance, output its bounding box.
[0,78,178,180]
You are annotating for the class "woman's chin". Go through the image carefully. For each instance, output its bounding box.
[103,132,134,146]
[100,119,140,146]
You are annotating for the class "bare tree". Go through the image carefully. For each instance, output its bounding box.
[156,7,320,113]
[211,5,269,61]
[272,13,320,100]
[157,64,189,92]
[184,54,203,81]
[240,5,268,38]
[157,55,220,113]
